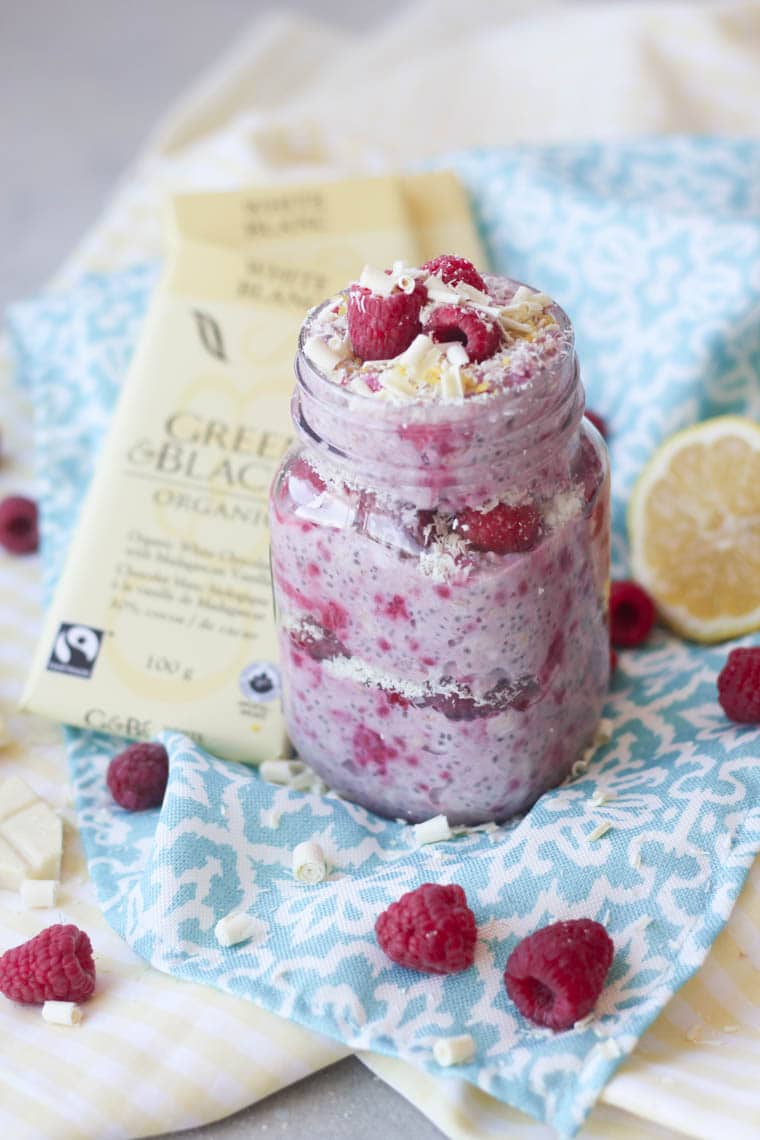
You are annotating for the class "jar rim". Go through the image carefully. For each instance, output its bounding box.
[291,279,585,507]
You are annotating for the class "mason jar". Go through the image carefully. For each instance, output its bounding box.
[268,275,610,825]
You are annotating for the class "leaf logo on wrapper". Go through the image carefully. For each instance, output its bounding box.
[47,623,104,679]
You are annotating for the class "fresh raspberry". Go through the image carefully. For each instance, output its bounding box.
[347,279,426,361]
[0,495,39,554]
[421,254,487,293]
[375,883,477,975]
[609,580,656,647]
[107,741,169,810]
[423,305,501,363]
[455,503,540,554]
[717,647,760,723]
[504,918,614,1030]
[0,924,96,1005]
[585,409,608,439]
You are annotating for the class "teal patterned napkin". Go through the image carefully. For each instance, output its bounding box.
[8,139,760,1138]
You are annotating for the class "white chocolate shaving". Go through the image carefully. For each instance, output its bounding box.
[395,333,435,368]
[445,343,469,367]
[380,370,418,400]
[259,759,305,786]
[413,814,453,846]
[292,839,327,884]
[304,335,347,375]
[20,878,58,908]
[441,366,464,402]
[358,265,395,296]
[454,282,493,307]
[586,821,612,842]
[42,1001,82,1026]
[214,911,266,948]
[423,274,461,303]
[433,1034,476,1066]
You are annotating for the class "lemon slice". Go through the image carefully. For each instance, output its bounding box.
[628,416,760,643]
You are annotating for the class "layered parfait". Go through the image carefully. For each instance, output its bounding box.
[269,255,609,825]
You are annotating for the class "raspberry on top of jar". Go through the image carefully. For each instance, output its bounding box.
[303,254,568,403]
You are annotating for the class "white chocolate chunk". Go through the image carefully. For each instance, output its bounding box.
[0,837,26,890]
[413,814,453,846]
[215,911,266,948]
[433,1034,476,1066]
[21,878,58,908]
[0,777,37,818]
[292,839,327,884]
[0,778,63,889]
[42,1001,82,1026]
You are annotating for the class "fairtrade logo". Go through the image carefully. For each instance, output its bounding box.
[47,623,104,679]
[238,662,281,703]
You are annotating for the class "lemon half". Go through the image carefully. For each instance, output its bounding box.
[628,415,760,643]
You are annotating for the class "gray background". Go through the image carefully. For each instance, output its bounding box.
[0,2,443,1137]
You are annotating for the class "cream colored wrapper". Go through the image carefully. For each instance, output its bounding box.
[22,172,485,763]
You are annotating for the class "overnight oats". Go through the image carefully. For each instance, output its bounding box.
[268,255,610,825]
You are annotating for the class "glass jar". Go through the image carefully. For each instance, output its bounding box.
[268,281,610,825]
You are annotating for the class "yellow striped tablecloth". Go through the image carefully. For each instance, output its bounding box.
[2,4,760,1137]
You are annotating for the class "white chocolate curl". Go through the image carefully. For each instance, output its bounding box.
[214,912,265,948]
[292,840,327,884]
[432,1034,476,1066]
[42,1001,82,1026]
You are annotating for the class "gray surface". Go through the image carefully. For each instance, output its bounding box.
[0,2,445,1138]
[157,1056,443,1140]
